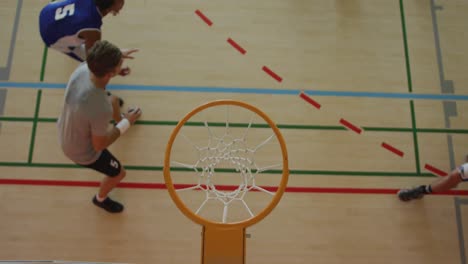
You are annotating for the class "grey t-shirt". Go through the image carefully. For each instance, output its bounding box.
[58,63,113,165]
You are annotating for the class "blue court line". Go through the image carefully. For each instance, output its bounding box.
[2,81,468,101]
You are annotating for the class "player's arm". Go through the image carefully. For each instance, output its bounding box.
[92,127,121,152]
[79,30,101,55]
[91,107,142,152]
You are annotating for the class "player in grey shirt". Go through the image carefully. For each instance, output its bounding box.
[58,40,141,213]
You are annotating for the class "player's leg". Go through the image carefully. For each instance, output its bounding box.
[47,43,85,62]
[63,51,85,62]
[48,44,85,62]
[64,51,85,62]
[398,164,466,202]
[82,149,126,213]
[431,167,464,192]
[63,43,86,62]
[50,37,86,62]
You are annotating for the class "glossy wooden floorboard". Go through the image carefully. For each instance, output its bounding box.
[1,1,468,263]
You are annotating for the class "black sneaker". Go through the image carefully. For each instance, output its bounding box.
[107,91,124,107]
[92,196,124,213]
[397,186,426,202]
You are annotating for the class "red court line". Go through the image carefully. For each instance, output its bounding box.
[227,38,246,54]
[2,178,468,196]
[195,10,213,26]
[381,142,404,157]
[339,118,362,134]
[262,66,282,83]
[300,92,321,109]
[424,164,448,177]
[192,6,453,186]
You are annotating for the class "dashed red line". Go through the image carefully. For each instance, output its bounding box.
[424,164,448,177]
[192,9,453,187]
[2,178,468,196]
[195,10,213,26]
[262,66,283,83]
[339,118,362,134]
[381,142,404,157]
[300,92,321,109]
[227,38,246,54]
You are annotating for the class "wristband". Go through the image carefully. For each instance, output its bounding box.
[116,118,130,135]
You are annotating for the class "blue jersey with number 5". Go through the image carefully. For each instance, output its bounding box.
[39,0,102,46]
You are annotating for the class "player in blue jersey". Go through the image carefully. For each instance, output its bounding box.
[39,0,137,119]
[39,0,137,71]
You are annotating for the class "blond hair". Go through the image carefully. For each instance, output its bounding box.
[86,40,122,77]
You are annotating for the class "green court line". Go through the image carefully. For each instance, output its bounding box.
[399,0,413,93]
[39,46,48,82]
[400,1,421,174]
[2,116,468,134]
[410,100,421,174]
[27,90,42,164]
[0,161,435,177]
[12,0,429,179]
[0,117,35,122]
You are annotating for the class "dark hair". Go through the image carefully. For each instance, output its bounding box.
[86,40,122,77]
[93,0,116,12]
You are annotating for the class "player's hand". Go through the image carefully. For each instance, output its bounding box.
[118,66,131,76]
[123,106,142,125]
[121,48,139,59]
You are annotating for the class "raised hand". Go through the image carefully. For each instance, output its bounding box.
[121,48,139,59]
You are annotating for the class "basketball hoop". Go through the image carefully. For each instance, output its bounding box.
[164,100,289,264]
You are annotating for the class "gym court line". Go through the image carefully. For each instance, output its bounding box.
[1,1,462,197]
[0,90,466,179]
[1,178,468,196]
[1,3,465,196]
[2,82,468,101]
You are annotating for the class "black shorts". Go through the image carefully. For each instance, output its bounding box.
[80,149,122,177]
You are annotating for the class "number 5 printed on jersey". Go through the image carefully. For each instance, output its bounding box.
[110,159,119,169]
[55,3,75,21]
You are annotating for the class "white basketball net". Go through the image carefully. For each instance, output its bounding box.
[171,111,282,223]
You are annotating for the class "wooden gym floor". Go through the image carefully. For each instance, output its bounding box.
[1,0,468,263]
